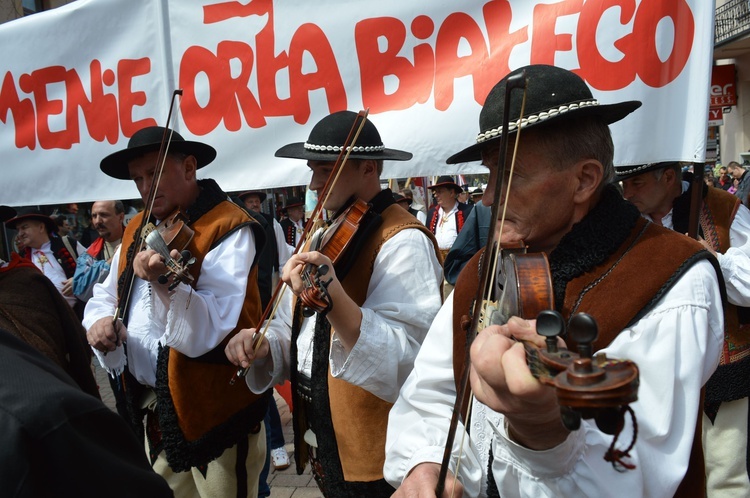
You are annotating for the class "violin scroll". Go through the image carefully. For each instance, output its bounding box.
[525,310,640,467]
[143,216,196,290]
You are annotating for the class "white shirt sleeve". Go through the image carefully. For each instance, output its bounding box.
[384,291,484,496]
[386,259,724,498]
[159,226,256,357]
[328,228,443,403]
[716,204,750,306]
[489,259,724,497]
[273,219,293,268]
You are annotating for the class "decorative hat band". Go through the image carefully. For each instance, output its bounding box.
[304,142,386,153]
[475,99,600,144]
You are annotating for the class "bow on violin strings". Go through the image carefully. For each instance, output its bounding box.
[114,90,196,329]
[229,109,372,384]
[436,72,640,495]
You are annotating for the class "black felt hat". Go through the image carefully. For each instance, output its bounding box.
[283,197,305,210]
[238,190,267,202]
[471,187,484,197]
[615,161,682,182]
[393,192,411,205]
[275,110,412,162]
[4,209,57,234]
[100,126,217,180]
[447,64,642,164]
[428,176,463,194]
[0,205,16,223]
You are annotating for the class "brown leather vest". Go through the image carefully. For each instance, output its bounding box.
[452,218,714,497]
[307,203,441,482]
[118,201,267,470]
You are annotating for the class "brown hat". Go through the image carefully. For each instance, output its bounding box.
[238,190,267,203]
[283,197,305,210]
[427,176,462,194]
[4,209,57,234]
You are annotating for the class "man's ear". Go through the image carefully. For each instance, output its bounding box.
[573,159,603,203]
[183,155,198,180]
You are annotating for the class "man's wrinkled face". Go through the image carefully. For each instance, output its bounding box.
[16,220,48,250]
[621,171,671,217]
[91,201,124,242]
[242,194,262,212]
[128,151,195,220]
[433,186,457,209]
[480,132,581,253]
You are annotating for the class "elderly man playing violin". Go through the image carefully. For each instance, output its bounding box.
[83,126,269,498]
[224,110,443,497]
[383,64,725,498]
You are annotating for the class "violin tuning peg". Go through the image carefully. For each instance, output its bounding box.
[568,313,598,359]
[157,274,169,285]
[536,310,565,353]
[318,264,329,276]
[180,250,192,262]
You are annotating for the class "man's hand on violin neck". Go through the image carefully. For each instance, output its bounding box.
[470,317,570,451]
[133,249,170,285]
[394,463,464,498]
[87,316,126,353]
[225,328,269,368]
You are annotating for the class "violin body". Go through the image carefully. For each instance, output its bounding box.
[299,198,371,315]
[142,211,196,289]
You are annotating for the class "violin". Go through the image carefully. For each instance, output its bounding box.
[436,72,639,495]
[299,198,370,316]
[229,110,371,385]
[141,210,196,290]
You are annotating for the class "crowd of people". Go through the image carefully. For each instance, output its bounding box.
[1,63,749,498]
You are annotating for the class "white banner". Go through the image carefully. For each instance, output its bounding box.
[0,0,714,206]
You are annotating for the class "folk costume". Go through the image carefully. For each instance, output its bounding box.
[5,211,85,310]
[385,65,724,498]
[72,232,123,302]
[617,163,750,496]
[426,176,473,259]
[279,197,306,247]
[245,111,444,497]
[386,185,724,497]
[84,127,269,497]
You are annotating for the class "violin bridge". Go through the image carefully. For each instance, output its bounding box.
[479,299,504,328]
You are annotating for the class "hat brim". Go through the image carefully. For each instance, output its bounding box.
[283,203,305,210]
[275,142,412,162]
[446,101,642,164]
[427,182,463,194]
[615,161,682,182]
[5,213,57,234]
[100,141,217,180]
[0,205,16,223]
[239,191,267,202]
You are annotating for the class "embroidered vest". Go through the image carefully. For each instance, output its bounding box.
[452,218,717,498]
[294,202,440,495]
[117,201,268,471]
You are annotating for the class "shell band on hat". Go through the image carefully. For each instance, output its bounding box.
[303,142,386,153]
[475,100,600,145]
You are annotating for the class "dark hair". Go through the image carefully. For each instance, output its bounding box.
[532,116,615,185]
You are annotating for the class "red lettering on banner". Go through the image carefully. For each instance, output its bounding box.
[356,16,435,113]
[1,0,698,149]
[117,58,157,136]
[0,72,37,149]
[0,58,154,150]
[576,0,693,90]
[433,13,490,111]
[531,1,580,65]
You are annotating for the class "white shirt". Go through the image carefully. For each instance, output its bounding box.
[245,227,443,403]
[31,240,84,308]
[384,259,724,497]
[646,181,750,308]
[435,204,460,250]
[272,219,293,268]
[83,226,256,387]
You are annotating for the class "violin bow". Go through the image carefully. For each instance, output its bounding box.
[230,109,371,384]
[114,89,183,328]
[435,72,528,497]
